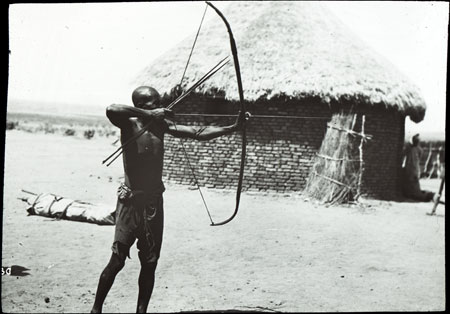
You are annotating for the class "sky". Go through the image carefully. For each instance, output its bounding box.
[7,1,448,135]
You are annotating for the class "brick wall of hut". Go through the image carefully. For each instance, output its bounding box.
[162,95,406,199]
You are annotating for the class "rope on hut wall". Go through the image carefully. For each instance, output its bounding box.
[311,171,354,190]
[327,122,373,140]
[316,153,361,162]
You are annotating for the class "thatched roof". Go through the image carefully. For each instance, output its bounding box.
[135,1,426,122]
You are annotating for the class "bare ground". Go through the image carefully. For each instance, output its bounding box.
[1,130,445,313]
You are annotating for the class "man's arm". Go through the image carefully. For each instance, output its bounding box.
[106,104,172,128]
[166,115,243,141]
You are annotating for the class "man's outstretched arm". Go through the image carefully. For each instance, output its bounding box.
[166,115,244,141]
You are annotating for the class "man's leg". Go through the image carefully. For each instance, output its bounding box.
[136,261,158,313]
[91,246,127,313]
[136,199,164,313]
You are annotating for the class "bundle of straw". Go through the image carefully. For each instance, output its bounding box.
[305,112,363,204]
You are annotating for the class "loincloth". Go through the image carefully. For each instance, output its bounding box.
[111,183,164,264]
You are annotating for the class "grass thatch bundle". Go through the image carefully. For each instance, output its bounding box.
[305,112,369,204]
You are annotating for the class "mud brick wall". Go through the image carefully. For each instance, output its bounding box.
[163,96,331,192]
[162,95,406,199]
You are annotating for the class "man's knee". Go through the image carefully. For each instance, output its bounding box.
[107,253,126,273]
[138,250,159,267]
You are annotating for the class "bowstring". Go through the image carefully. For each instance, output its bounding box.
[175,3,215,225]
[179,4,208,88]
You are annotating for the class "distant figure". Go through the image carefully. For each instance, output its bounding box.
[90,86,245,313]
[401,134,436,202]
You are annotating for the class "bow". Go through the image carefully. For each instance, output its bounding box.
[105,2,247,226]
[205,1,247,226]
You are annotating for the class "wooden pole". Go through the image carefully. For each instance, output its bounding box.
[429,173,445,215]
[356,115,366,200]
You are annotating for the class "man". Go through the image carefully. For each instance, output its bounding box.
[402,133,436,202]
[91,86,244,313]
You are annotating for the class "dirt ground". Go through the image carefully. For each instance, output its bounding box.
[1,130,446,313]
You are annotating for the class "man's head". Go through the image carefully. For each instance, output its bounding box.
[412,133,420,146]
[132,86,161,110]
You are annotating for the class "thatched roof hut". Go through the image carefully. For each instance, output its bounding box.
[136,1,426,123]
[134,1,427,200]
